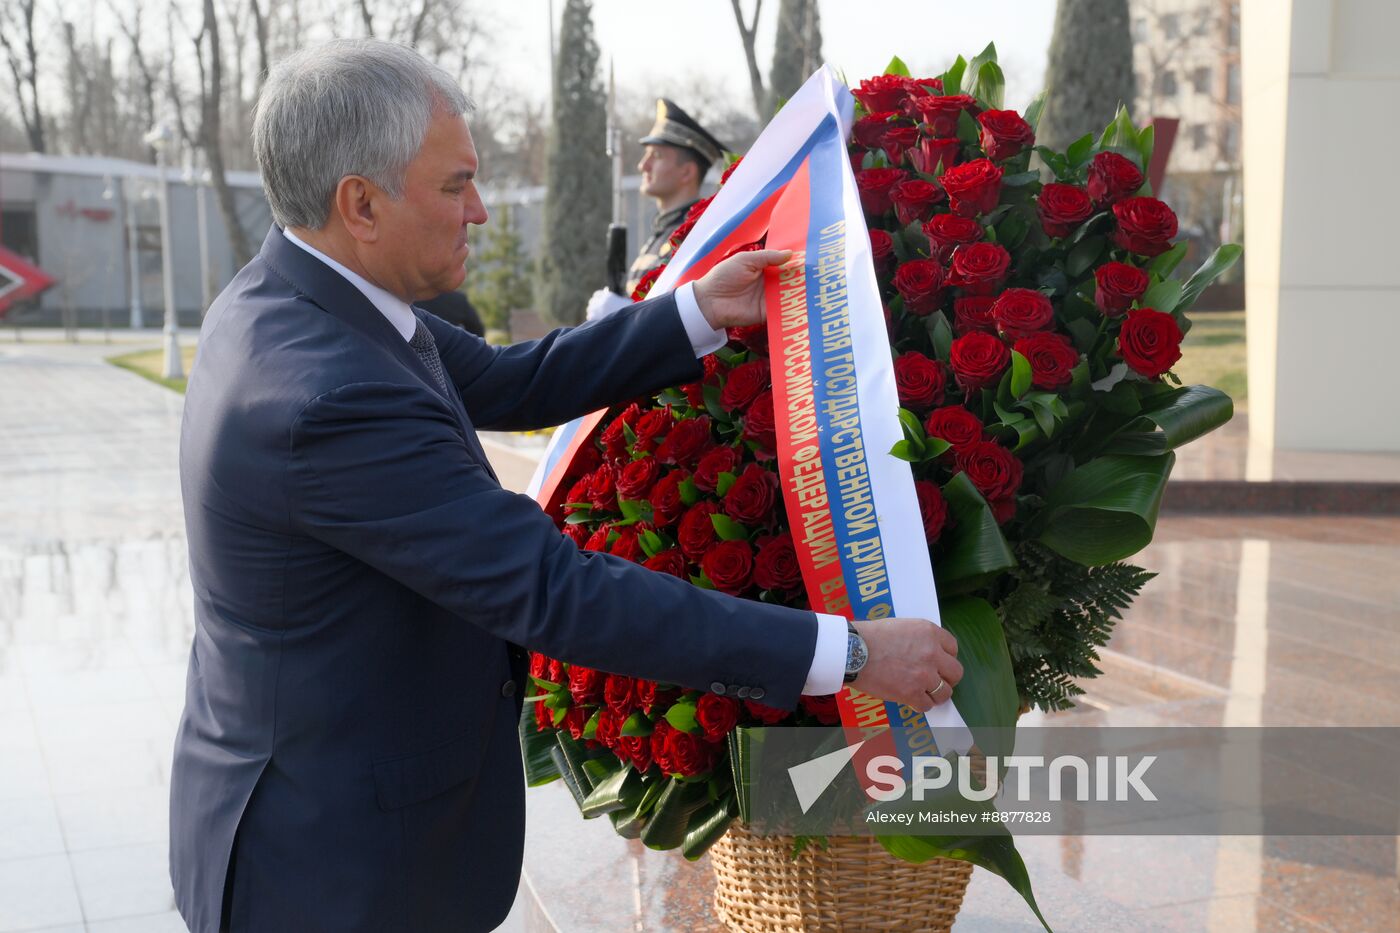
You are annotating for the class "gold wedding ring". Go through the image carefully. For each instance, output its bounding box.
[925,678,946,703]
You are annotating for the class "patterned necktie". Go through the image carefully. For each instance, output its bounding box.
[409,319,451,398]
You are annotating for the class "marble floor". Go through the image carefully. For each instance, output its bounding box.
[0,335,1396,932]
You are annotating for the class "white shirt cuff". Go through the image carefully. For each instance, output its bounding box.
[802,612,848,696]
[674,282,727,358]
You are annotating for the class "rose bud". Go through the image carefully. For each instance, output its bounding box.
[701,539,755,595]
[947,241,1011,296]
[893,351,948,411]
[648,470,688,526]
[991,288,1055,341]
[695,693,741,742]
[615,456,660,500]
[853,74,912,113]
[954,439,1024,502]
[1117,307,1184,379]
[909,136,962,176]
[1036,183,1094,238]
[719,359,770,412]
[890,178,945,226]
[906,93,980,138]
[853,111,899,150]
[923,213,984,264]
[1094,261,1150,316]
[753,533,803,592]
[869,229,895,272]
[723,463,778,525]
[1087,151,1144,207]
[1013,332,1081,390]
[695,445,743,493]
[976,109,1034,160]
[914,480,950,544]
[949,331,1011,393]
[855,167,909,215]
[924,405,984,451]
[881,124,921,165]
[952,296,997,335]
[892,258,945,316]
[1112,197,1178,257]
[938,158,1004,217]
[642,547,688,578]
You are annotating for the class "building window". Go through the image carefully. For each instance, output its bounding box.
[1162,13,1181,39]
[1226,62,1241,105]
[1222,123,1240,161]
[1190,124,1209,151]
[1161,71,1178,97]
[0,207,39,265]
[1228,3,1241,46]
[1192,66,1212,95]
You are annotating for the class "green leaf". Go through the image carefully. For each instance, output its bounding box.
[621,710,654,738]
[681,797,738,860]
[961,42,998,94]
[897,407,926,442]
[1022,90,1047,132]
[879,834,1051,932]
[580,763,637,818]
[935,472,1017,589]
[1135,123,1155,167]
[639,529,665,559]
[920,437,952,462]
[1178,244,1243,312]
[941,597,1019,756]
[940,56,968,97]
[956,108,981,145]
[1000,170,1039,187]
[678,475,699,506]
[1065,132,1095,168]
[563,510,593,526]
[640,778,710,850]
[927,310,954,362]
[716,470,737,497]
[1009,350,1032,399]
[1035,453,1176,565]
[969,60,1006,110]
[1066,236,1104,277]
[1139,278,1183,314]
[617,498,643,522]
[664,698,699,734]
[1148,241,1188,279]
[582,710,600,741]
[1099,385,1234,456]
[889,439,919,463]
[702,384,731,423]
[518,707,562,787]
[710,513,749,541]
[884,55,911,78]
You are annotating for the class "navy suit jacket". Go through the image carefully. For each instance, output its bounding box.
[170,226,819,932]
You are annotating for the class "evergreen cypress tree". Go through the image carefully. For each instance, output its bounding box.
[768,0,823,109]
[473,203,532,342]
[1038,0,1136,152]
[538,0,610,326]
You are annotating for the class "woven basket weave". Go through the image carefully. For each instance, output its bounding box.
[710,824,973,932]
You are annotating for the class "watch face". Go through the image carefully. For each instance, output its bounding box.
[846,633,869,676]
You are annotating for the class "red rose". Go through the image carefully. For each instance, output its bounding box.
[701,539,754,595]
[949,331,1011,392]
[650,719,675,771]
[744,700,790,724]
[953,296,997,335]
[1036,183,1094,238]
[890,178,944,225]
[907,93,979,138]
[893,351,947,410]
[663,728,721,777]
[914,480,949,544]
[595,708,624,750]
[630,266,664,301]
[562,706,589,741]
[677,501,720,561]
[649,470,687,526]
[855,167,908,215]
[904,76,944,96]
[619,734,652,772]
[615,456,659,499]
[880,124,921,165]
[636,680,677,715]
[695,445,742,493]
[721,157,743,185]
[583,522,612,552]
[667,217,697,250]
[922,214,984,264]
[1087,151,1144,207]
[723,463,777,524]
[992,288,1055,341]
[604,674,636,716]
[529,652,551,681]
[633,408,671,452]
[869,229,895,272]
[910,136,962,176]
[976,109,1034,160]
[601,404,642,462]
[563,523,589,548]
[533,699,553,733]
[1094,261,1150,316]
[702,354,724,385]
[947,242,1011,296]
[586,464,617,511]
[685,196,714,224]
[1014,332,1080,390]
[1112,197,1178,257]
[955,439,1024,501]
[548,659,566,683]
[568,665,605,705]
[655,415,712,466]
[753,533,803,592]
[853,111,898,150]
[568,444,602,479]
[990,496,1017,525]
[1117,307,1184,379]
[938,158,1003,217]
[642,547,688,578]
[720,359,770,412]
[800,693,841,725]
[924,405,984,450]
[728,322,769,354]
[892,259,945,316]
[853,74,911,113]
[610,527,643,562]
[742,390,777,455]
[696,693,741,741]
[562,476,590,514]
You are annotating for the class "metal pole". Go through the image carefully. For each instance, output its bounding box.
[152,138,183,379]
[194,155,213,314]
[124,178,144,329]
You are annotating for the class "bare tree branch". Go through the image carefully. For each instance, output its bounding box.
[728,0,767,120]
[0,0,46,152]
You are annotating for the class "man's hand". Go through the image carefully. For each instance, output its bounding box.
[850,618,963,712]
[692,249,794,330]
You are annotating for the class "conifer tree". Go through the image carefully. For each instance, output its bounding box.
[538,0,610,325]
[473,203,532,341]
[768,0,823,108]
[1038,0,1136,152]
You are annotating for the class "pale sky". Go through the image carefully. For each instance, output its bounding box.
[492,0,1058,113]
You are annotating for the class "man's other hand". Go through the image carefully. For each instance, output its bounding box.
[851,618,963,712]
[692,249,795,330]
[585,288,633,322]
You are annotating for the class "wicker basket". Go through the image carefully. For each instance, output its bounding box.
[710,824,973,932]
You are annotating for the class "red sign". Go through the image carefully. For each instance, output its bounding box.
[0,246,56,318]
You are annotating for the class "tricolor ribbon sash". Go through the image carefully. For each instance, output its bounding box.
[530,67,973,762]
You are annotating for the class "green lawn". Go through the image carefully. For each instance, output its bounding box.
[1175,310,1246,410]
[107,347,197,394]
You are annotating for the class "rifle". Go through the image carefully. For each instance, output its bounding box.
[605,59,628,295]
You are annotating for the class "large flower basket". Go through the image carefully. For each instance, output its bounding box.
[711,825,972,933]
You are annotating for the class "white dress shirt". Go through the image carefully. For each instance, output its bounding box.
[283,229,848,698]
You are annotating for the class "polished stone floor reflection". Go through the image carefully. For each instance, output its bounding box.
[2,337,1396,932]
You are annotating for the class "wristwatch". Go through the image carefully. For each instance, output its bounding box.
[843,621,869,684]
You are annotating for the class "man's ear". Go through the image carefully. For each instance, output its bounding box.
[334,175,380,244]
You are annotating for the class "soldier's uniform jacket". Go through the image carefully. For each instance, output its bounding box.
[625,198,698,296]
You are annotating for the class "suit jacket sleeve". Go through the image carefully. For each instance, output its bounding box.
[427,291,699,432]
[288,380,818,709]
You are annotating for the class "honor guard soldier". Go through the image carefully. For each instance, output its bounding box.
[587,99,728,320]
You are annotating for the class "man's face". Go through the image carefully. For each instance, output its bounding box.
[370,108,488,301]
[638,144,696,200]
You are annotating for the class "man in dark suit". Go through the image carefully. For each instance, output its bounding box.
[170,38,962,933]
